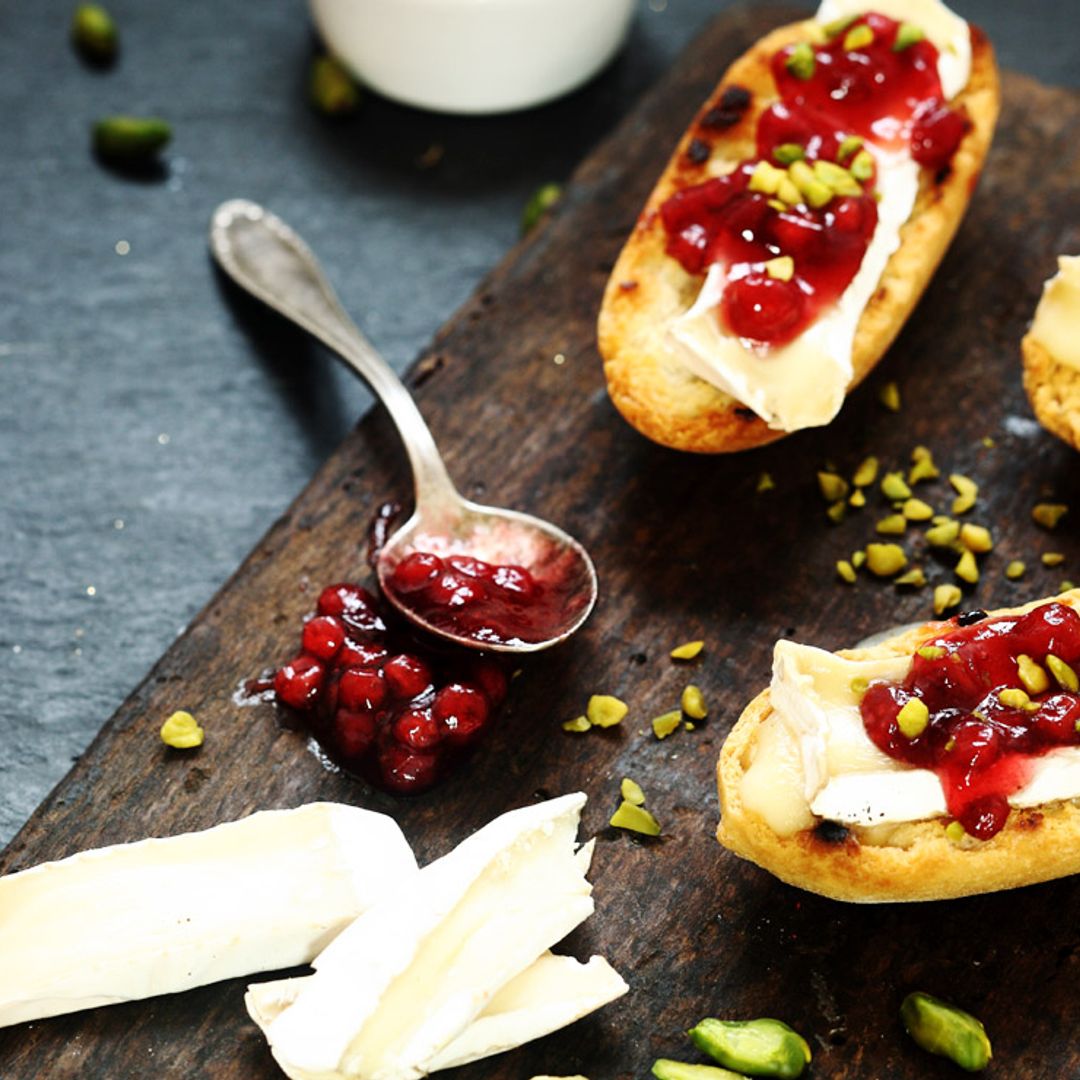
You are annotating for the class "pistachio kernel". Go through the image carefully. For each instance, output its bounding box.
[897,698,929,738]
[1032,502,1069,529]
[1047,654,1080,692]
[620,778,646,806]
[949,474,978,515]
[160,710,203,749]
[918,645,946,660]
[934,583,963,615]
[1063,580,1077,592]
[925,520,961,547]
[959,523,993,553]
[777,175,802,206]
[895,567,927,588]
[892,22,925,51]
[670,640,705,660]
[865,543,907,577]
[817,471,849,502]
[1017,654,1050,695]
[788,160,832,207]
[982,435,996,448]
[765,255,795,281]
[72,3,118,64]
[1005,560,1026,580]
[756,472,775,493]
[837,560,857,584]
[880,471,912,501]
[850,676,869,698]
[773,142,805,165]
[837,134,864,162]
[586,694,628,728]
[785,41,816,80]
[609,801,661,836]
[999,687,1037,711]
[826,500,846,524]
[684,721,696,732]
[1042,552,1066,567]
[908,456,940,484]
[309,56,361,117]
[903,498,935,521]
[651,710,682,740]
[843,23,875,50]
[945,820,967,844]
[562,715,591,733]
[876,513,907,536]
[813,158,861,195]
[954,549,979,585]
[849,489,867,508]
[748,160,785,196]
[767,198,788,212]
[850,148,875,182]
[823,12,859,37]
[852,549,867,569]
[852,455,879,487]
[681,685,708,720]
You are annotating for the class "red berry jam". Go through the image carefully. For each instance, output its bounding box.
[385,549,589,647]
[272,582,508,794]
[860,603,1080,839]
[661,12,969,346]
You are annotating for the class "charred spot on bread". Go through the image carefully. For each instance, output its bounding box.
[1016,810,1044,831]
[686,138,711,165]
[956,609,989,626]
[701,84,752,130]
[734,406,757,420]
[813,820,852,846]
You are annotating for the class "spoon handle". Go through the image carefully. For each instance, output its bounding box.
[209,199,456,508]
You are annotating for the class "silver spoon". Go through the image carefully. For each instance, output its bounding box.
[208,199,597,653]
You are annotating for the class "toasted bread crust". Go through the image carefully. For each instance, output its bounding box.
[717,593,1080,903]
[1022,333,1080,452]
[598,22,1000,454]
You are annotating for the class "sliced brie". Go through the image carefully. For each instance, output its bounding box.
[0,803,418,1029]
[1029,255,1080,370]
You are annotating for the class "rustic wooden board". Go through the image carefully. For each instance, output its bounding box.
[4,6,1080,1078]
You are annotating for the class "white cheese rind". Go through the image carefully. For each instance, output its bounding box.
[1029,255,1080,370]
[0,803,418,1029]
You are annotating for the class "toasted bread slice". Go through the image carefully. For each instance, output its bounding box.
[598,20,1000,454]
[717,594,1080,903]
[1023,333,1080,452]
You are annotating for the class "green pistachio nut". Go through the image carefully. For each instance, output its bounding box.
[92,116,171,162]
[310,55,361,117]
[522,182,563,234]
[689,1018,811,1079]
[72,4,118,64]
[652,1061,747,1080]
[900,991,992,1072]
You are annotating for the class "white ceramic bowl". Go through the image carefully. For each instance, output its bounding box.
[308,0,636,115]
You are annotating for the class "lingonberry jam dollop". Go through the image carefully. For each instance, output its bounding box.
[860,603,1080,839]
[385,549,589,647]
[660,12,969,346]
[273,582,508,794]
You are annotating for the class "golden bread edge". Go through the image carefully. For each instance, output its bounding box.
[716,593,1080,903]
[598,21,1001,454]
[1022,333,1080,452]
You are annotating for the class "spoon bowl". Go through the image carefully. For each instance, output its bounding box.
[209,199,597,653]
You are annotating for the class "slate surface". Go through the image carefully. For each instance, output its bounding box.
[1,0,1076,849]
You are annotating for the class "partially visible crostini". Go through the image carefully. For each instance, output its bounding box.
[598,1,999,453]
[717,592,1080,903]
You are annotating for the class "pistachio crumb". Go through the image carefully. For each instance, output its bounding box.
[765,255,795,282]
[949,474,978,515]
[876,513,907,536]
[826,500,846,524]
[850,148,875,183]
[897,698,929,738]
[981,436,995,448]
[836,559,856,584]
[945,820,966,844]
[895,567,927,588]
[853,455,879,487]
[670,640,704,660]
[681,684,708,720]
[881,472,912,501]
[837,134,864,162]
[918,645,946,660]
[651,710,682,740]
[843,23,875,51]
[954,549,979,584]
[879,381,901,412]
[865,543,907,577]
[160,710,204,749]
[1033,503,1069,530]
[785,41,816,80]
[852,550,867,569]
[562,715,591,733]
[999,687,1036,711]
[609,801,661,836]
[892,22,925,51]
[903,498,934,522]
[586,695,628,728]
[773,142,805,165]
[1005,560,1026,580]
[934,583,963,615]
[959,523,993,554]
[925,520,960,547]
[620,777,646,806]
[908,455,940,484]
[823,13,858,38]
[756,471,776,493]
[849,489,867,508]
[818,471,849,502]
[1063,580,1077,592]
[1047,654,1080,692]
[850,676,869,698]
[1042,552,1066,567]
[1017,654,1050,695]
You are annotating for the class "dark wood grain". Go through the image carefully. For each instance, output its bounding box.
[4,6,1080,1078]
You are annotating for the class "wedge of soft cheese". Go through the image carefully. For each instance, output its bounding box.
[742,639,1080,834]
[0,803,417,1029]
[249,792,626,1080]
[667,0,971,433]
[1028,255,1080,369]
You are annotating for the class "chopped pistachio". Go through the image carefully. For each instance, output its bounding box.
[945,820,967,844]
[892,22,925,51]
[959,523,993,553]
[954,549,979,584]
[93,116,172,163]
[812,158,862,195]
[911,445,933,462]
[1017,654,1050,695]
[773,142,805,165]
[818,471,849,502]
[785,41,816,80]
[876,513,907,535]
[670,640,705,660]
[826,500,846,524]
[853,455,879,487]
[843,23,875,51]
[1005,560,1026,580]
[852,550,867,569]
[1047,654,1080,692]
[609,801,661,836]
[681,685,708,720]
[849,489,867,508]
[918,645,946,660]
[881,472,912,501]
[850,149,875,182]
[932,514,952,526]
[949,474,978,514]
[1042,552,1066,567]
[1032,502,1069,529]
[897,698,929,738]
[765,255,795,282]
[756,471,775,493]
[72,4,118,64]
[1063,580,1077,592]
[788,160,833,208]
[160,710,203,749]
[587,694,628,728]
[895,567,927,588]
[309,56,361,117]
[908,455,941,484]
[934,583,963,615]
[836,559,856,584]
[562,715,591,733]
[621,778,646,806]
[925,520,961,547]
[865,543,907,577]
[823,12,859,37]
[767,198,788,212]
[684,721,696,732]
[903,498,935,522]
[982,435,996,448]
[837,134,864,162]
[999,687,1036,711]
[652,710,682,740]
[777,175,802,206]
[748,160,785,196]
[521,183,563,233]
[850,676,869,698]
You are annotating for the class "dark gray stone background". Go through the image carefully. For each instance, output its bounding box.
[1,1,1074,847]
